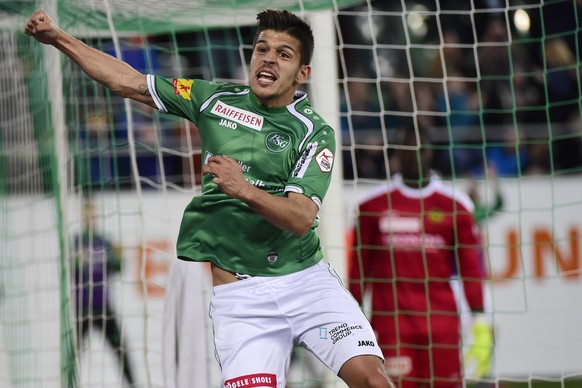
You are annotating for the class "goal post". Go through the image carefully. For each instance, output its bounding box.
[309,9,346,279]
[1,14,78,388]
[43,0,80,384]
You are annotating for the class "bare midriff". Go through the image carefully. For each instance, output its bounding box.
[211,263,240,286]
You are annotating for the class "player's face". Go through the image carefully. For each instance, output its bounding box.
[249,30,311,108]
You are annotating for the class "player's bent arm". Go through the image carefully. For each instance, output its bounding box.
[24,10,155,108]
[239,186,318,237]
[204,155,317,236]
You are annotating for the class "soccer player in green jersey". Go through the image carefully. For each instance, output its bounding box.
[25,9,393,388]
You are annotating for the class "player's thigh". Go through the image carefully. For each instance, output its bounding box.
[216,329,294,388]
[211,284,294,388]
[295,271,383,375]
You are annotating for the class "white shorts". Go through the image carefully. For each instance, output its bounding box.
[210,261,384,388]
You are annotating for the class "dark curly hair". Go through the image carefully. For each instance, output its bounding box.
[254,9,314,66]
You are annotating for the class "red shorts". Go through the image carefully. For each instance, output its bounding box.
[374,314,462,388]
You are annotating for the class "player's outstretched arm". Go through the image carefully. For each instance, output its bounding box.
[24,9,155,108]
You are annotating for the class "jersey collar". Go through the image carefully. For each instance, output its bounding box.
[393,172,440,198]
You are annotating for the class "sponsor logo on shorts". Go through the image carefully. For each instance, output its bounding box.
[224,373,276,388]
[357,340,375,347]
[327,323,364,344]
[385,356,412,377]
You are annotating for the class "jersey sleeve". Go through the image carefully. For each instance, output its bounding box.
[456,203,486,312]
[146,75,219,124]
[284,125,336,208]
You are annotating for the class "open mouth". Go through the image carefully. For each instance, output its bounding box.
[257,70,277,85]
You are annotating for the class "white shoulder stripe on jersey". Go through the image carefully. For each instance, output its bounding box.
[147,74,167,113]
[391,172,475,212]
[284,185,322,209]
[199,89,250,112]
[356,181,393,205]
[310,196,322,209]
[286,93,313,152]
[285,185,303,194]
[433,181,475,212]
[292,142,318,178]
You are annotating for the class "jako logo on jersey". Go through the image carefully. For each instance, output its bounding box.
[219,119,237,130]
[211,101,264,131]
[224,373,276,388]
[358,340,375,347]
[265,132,291,153]
[315,148,334,172]
[172,78,193,100]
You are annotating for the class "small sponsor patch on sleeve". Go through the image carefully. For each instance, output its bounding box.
[315,148,334,172]
[172,78,193,100]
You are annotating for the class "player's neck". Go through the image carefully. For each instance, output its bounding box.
[401,175,430,189]
[252,90,296,108]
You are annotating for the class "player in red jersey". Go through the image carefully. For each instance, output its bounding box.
[348,127,491,388]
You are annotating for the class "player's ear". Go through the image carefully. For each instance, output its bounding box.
[296,64,311,84]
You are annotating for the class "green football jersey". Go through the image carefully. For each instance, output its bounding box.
[147,75,336,276]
